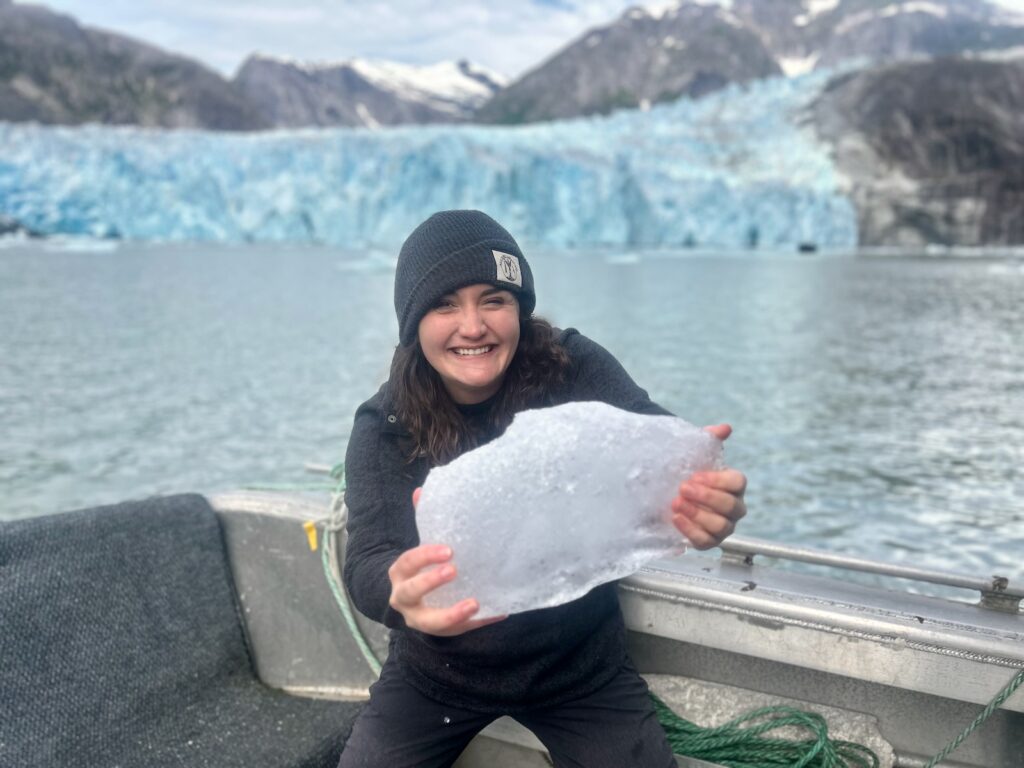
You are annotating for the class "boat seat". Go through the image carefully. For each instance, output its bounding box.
[0,493,362,768]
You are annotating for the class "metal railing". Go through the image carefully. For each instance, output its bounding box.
[719,536,1022,613]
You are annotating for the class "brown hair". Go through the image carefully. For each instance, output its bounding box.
[390,316,570,464]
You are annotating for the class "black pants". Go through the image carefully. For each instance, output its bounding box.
[337,659,677,768]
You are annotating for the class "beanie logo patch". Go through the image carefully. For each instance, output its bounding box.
[492,250,522,288]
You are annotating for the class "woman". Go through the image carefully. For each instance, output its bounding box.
[339,210,747,768]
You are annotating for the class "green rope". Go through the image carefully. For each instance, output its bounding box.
[921,667,1024,768]
[651,696,879,768]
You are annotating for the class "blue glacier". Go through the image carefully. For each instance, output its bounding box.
[0,70,857,249]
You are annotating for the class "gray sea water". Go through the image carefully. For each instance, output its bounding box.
[1,240,1022,584]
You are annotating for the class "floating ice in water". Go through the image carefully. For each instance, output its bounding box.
[416,401,724,618]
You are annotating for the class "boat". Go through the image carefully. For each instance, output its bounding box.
[3,490,1022,767]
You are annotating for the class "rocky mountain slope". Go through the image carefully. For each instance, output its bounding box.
[234,55,504,128]
[476,0,1024,123]
[733,0,1024,75]
[476,2,780,124]
[0,0,266,129]
[5,0,1024,131]
[813,56,1024,245]
[0,1,501,129]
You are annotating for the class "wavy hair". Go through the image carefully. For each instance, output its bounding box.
[390,316,570,464]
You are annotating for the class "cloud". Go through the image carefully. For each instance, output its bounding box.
[24,0,1024,80]
[29,0,630,77]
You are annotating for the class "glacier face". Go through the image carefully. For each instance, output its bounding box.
[0,70,857,248]
[415,401,724,619]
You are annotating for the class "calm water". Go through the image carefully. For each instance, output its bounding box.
[1,240,1022,583]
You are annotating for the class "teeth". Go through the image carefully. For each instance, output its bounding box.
[454,346,492,356]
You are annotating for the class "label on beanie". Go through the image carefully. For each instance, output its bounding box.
[492,250,523,288]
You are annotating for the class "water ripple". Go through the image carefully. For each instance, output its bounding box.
[1,243,1021,582]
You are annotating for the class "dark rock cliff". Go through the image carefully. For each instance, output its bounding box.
[813,57,1024,245]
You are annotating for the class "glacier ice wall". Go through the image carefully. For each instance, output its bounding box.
[416,401,723,618]
[0,71,857,248]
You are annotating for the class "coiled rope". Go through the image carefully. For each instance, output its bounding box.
[651,696,878,768]
[251,466,1022,767]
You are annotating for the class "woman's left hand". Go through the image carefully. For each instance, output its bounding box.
[670,424,747,550]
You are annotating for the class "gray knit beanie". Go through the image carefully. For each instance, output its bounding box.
[394,210,536,346]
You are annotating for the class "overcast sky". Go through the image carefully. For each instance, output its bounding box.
[23,0,1024,79]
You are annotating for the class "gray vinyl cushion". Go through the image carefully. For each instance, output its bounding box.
[0,494,361,768]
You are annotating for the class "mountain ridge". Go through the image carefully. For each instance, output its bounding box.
[0,1,267,129]
[477,0,1024,124]
[476,2,781,124]
[234,54,505,128]
[4,0,1024,129]
[0,2,502,129]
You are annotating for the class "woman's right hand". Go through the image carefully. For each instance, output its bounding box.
[387,489,507,637]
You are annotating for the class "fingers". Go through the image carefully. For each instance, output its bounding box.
[412,598,482,635]
[388,543,452,582]
[671,500,737,548]
[388,544,453,610]
[702,423,732,441]
[678,483,735,514]
[387,543,507,636]
[684,469,747,498]
[391,560,457,609]
[678,478,747,522]
[672,468,748,549]
[671,510,730,550]
[396,597,507,637]
[672,491,738,533]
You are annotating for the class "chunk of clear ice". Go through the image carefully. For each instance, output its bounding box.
[416,401,724,619]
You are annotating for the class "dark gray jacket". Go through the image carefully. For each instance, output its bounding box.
[342,328,671,712]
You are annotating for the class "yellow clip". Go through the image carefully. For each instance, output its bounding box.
[303,520,318,552]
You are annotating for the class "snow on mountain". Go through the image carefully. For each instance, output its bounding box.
[834,3,949,37]
[971,44,1024,58]
[812,0,1024,69]
[779,52,821,75]
[794,0,841,26]
[642,0,735,15]
[639,0,745,24]
[348,59,507,114]
[233,54,505,127]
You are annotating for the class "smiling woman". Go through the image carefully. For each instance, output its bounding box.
[417,284,521,404]
[336,209,748,767]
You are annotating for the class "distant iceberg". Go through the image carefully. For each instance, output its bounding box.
[0,70,857,249]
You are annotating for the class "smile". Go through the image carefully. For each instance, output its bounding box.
[452,346,494,356]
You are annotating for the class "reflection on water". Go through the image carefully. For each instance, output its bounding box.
[1,242,1021,582]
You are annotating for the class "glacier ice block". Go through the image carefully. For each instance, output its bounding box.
[415,400,724,618]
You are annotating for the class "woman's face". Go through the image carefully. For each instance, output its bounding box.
[417,283,521,405]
